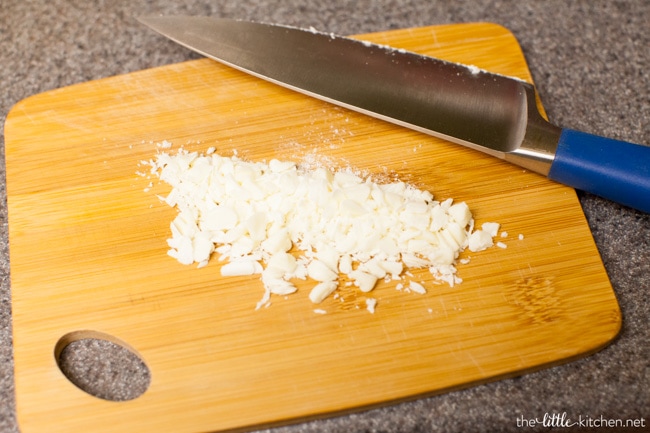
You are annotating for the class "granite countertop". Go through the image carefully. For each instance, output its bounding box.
[1,1,648,432]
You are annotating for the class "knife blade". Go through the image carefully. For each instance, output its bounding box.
[138,16,650,213]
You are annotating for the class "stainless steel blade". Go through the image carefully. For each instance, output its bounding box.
[139,16,562,174]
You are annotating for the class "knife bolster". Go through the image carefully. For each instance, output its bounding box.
[504,87,561,175]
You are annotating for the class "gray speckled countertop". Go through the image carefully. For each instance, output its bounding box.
[1,1,648,432]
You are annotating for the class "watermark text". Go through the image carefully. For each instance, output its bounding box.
[516,413,646,429]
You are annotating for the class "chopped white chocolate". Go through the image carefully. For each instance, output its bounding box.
[365,298,377,314]
[349,270,379,293]
[307,259,338,283]
[143,145,503,310]
[220,259,263,276]
[448,201,472,227]
[309,281,339,304]
[468,230,494,252]
[409,281,427,294]
[481,222,501,237]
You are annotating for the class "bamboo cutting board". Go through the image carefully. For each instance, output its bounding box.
[5,23,620,433]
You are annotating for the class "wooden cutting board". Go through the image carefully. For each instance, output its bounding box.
[5,23,620,433]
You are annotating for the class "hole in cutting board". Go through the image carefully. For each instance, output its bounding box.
[54,331,151,401]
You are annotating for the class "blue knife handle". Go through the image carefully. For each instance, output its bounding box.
[547,128,650,213]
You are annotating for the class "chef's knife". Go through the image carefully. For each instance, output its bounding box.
[139,16,650,213]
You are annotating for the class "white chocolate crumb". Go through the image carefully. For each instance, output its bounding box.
[409,281,427,294]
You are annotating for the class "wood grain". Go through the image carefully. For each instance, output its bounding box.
[5,23,620,433]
